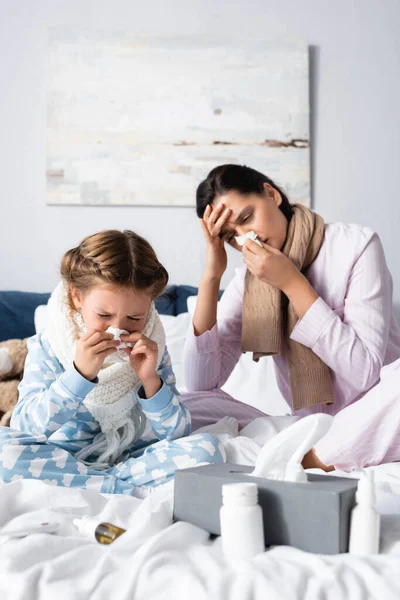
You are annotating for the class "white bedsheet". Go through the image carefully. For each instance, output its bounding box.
[1,417,400,600]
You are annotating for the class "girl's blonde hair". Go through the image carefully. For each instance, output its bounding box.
[61,230,169,307]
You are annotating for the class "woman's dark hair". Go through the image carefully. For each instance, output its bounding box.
[196,164,293,222]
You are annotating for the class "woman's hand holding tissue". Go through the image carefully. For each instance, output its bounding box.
[242,238,300,292]
[243,239,319,318]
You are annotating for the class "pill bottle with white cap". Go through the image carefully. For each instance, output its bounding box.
[220,482,265,559]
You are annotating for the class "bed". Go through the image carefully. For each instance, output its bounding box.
[0,289,399,599]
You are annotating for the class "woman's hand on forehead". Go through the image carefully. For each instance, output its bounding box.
[204,203,232,239]
[205,203,247,250]
[199,203,232,281]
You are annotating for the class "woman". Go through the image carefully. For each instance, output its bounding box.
[183,164,400,471]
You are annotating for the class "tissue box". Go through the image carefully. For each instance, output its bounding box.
[173,463,358,554]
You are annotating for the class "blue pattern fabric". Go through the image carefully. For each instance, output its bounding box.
[0,332,225,494]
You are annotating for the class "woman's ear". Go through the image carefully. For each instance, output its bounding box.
[70,286,83,311]
[263,183,282,207]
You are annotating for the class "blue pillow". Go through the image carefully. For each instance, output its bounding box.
[155,286,178,316]
[0,291,51,342]
[156,285,200,316]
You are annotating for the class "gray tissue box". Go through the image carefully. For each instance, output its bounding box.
[173,463,358,554]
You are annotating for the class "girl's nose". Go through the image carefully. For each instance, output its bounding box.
[111,319,126,331]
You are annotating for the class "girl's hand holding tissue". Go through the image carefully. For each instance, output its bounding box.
[74,330,119,381]
[120,332,162,398]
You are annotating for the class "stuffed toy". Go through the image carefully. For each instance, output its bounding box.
[0,339,28,426]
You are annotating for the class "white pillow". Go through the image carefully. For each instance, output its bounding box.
[34,305,48,333]
[186,295,290,416]
[158,312,191,391]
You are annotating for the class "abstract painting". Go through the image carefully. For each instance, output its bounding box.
[47,32,310,206]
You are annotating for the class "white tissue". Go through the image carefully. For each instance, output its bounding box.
[104,327,133,363]
[106,327,133,349]
[235,230,263,247]
[252,414,333,482]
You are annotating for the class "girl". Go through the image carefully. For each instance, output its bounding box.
[183,164,400,472]
[0,230,224,495]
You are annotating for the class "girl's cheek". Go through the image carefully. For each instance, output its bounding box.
[130,320,146,334]
[81,311,107,331]
[95,318,109,331]
[130,325,142,334]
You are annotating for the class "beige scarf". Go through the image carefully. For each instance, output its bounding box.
[241,204,335,410]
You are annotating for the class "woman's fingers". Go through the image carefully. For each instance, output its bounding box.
[242,252,255,267]
[205,204,231,237]
[243,241,262,257]
[243,242,257,256]
[212,208,231,237]
[243,239,268,254]
[205,202,223,225]
[200,218,213,243]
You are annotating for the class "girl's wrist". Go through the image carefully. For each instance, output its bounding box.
[74,361,97,382]
[141,374,162,399]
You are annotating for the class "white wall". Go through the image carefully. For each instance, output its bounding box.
[1,0,400,304]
